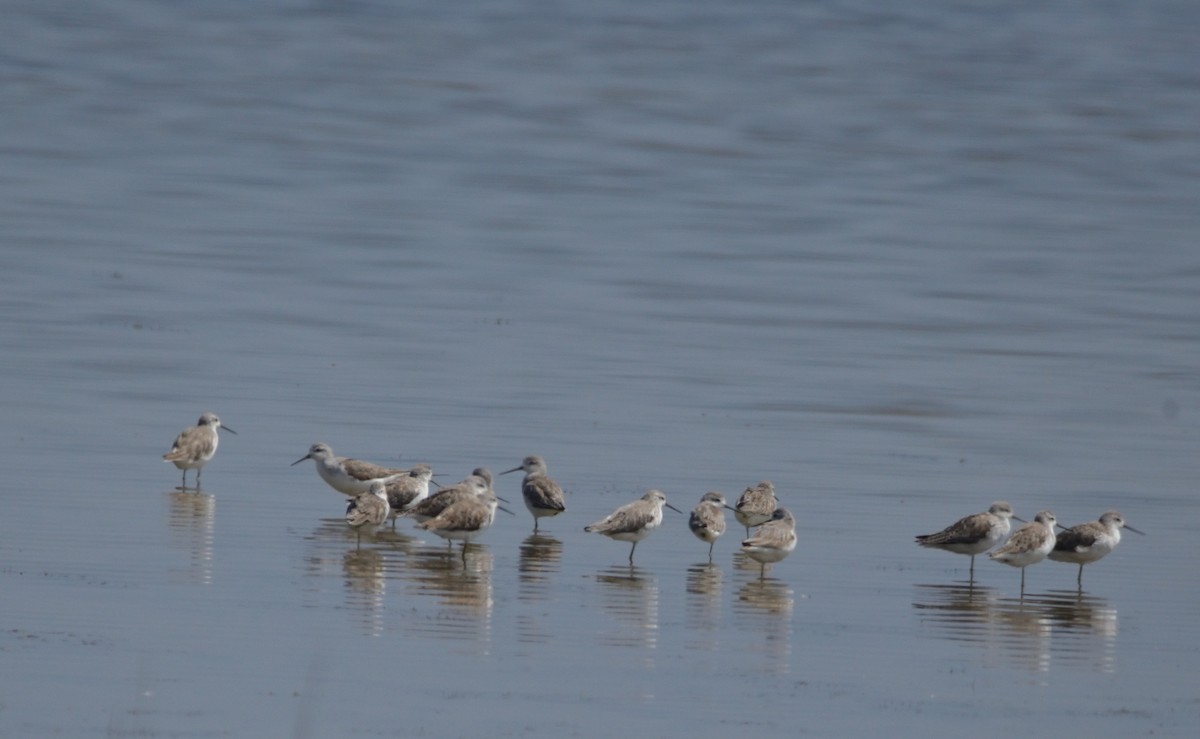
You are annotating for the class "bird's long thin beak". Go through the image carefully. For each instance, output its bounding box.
[290,455,311,466]
[1125,524,1146,535]
[724,505,738,513]
[499,466,522,476]
[496,494,511,504]
[498,505,516,516]
[665,503,684,514]
[1055,522,1068,531]
[220,425,237,434]
[1012,515,1027,524]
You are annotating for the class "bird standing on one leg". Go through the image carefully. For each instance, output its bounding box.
[688,492,733,560]
[501,455,566,532]
[741,508,797,578]
[915,501,1021,579]
[585,490,681,565]
[989,510,1057,594]
[733,481,777,537]
[345,481,390,549]
[1048,510,1144,588]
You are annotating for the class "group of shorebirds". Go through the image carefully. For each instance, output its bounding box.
[162,413,797,574]
[164,413,1142,585]
[915,501,1144,592]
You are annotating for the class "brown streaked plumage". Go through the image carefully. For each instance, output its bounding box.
[163,412,236,490]
[734,481,777,536]
[416,486,503,560]
[1048,510,1144,587]
[345,480,390,549]
[383,464,434,527]
[688,492,733,560]
[402,469,491,524]
[915,501,1020,577]
[501,455,567,532]
[989,510,1057,594]
[290,442,408,497]
[741,508,797,578]
[585,489,682,564]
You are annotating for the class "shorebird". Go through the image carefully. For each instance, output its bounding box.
[163,412,236,490]
[345,480,390,549]
[989,510,1057,593]
[1049,510,1144,587]
[733,481,777,537]
[741,508,797,578]
[402,469,493,524]
[584,489,681,564]
[915,501,1022,577]
[383,464,435,528]
[290,442,407,496]
[688,492,734,560]
[415,485,505,560]
[501,455,567,532]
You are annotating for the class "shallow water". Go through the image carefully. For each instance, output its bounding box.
[2,1,1199,736]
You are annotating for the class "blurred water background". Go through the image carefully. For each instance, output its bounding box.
[1,1,1198,736]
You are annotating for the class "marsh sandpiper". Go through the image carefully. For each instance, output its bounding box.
[345,480,390,548]
[383,464,434,527]
[915,501,1022,578]
[291,442,407,496]
[688,492,734,560]
[1048,510,1144,587]
[163,412,235,490]
[415,485,505,560]
[402,469,492,524]
[734,481,777,537]
[584,489,681,564]
[501,455,567,532]
[989,510,1057,593]
[741,507,797,578]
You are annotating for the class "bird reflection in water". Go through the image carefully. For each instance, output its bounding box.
[402,545,495,652]
[515,534,564,644]
[301,518,418,630]
[167,491,215,586]
[594,565,660,652]
[342,548,386,637]
[913,584,1119,674]
[305,517,421,569]
[685,563,723,650]
[732,548,771,577]
[519,533,563,586]
[733,575,794,674]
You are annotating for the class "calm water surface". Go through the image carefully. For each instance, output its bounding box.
[2,1,1199,736]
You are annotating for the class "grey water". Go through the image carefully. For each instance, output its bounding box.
[2,0,1198,736]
